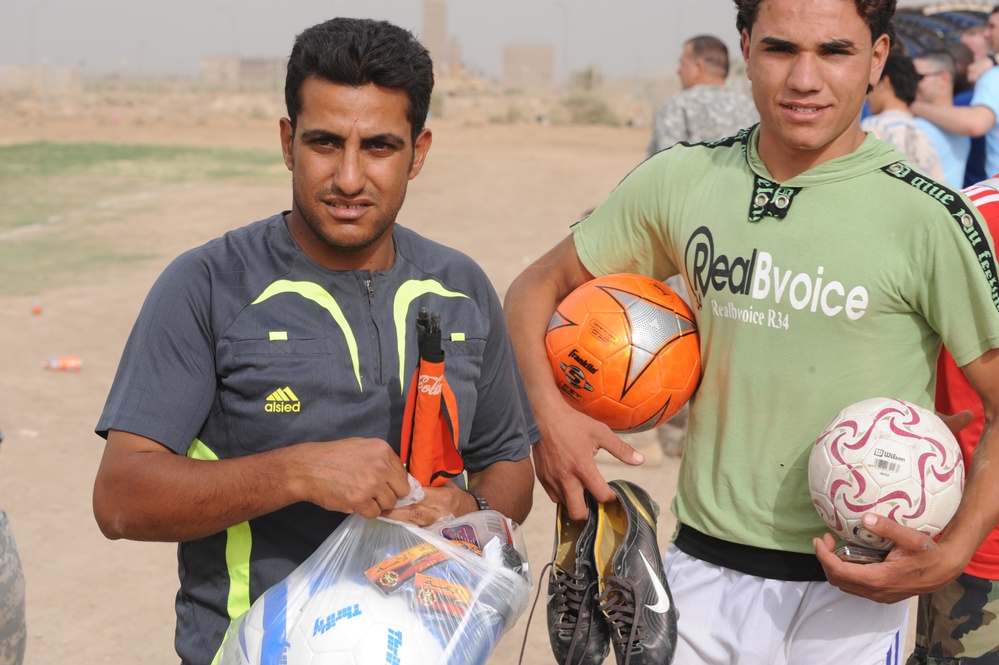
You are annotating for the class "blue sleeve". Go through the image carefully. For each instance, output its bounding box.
[971,67,999,118]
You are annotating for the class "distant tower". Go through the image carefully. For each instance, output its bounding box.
[422,0,448,73]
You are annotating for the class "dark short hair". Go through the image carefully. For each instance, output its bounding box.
[879,53,920,105]
[733,0,897,44]
[945,41,974,94]
[284,17,434,143]
[946,42,974,71]
[687,35,730,77]
[916,49,956,76]
[914,49,956,96]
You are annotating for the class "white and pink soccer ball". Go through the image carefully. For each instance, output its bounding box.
[808,397,965,551]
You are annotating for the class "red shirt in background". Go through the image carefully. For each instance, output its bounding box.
[936,178,999,580]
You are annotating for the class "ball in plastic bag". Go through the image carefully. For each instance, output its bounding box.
[285,579,446,664]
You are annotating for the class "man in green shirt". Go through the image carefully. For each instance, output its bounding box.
[505,0,999,662]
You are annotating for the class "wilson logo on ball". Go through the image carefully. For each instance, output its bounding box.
[545,273,701,432]
[808,397,964,552]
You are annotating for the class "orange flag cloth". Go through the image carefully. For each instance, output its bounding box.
[399,309,464,487]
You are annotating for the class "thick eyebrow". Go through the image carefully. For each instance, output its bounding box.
[298,129,407,149]
[760,36,795,51]
[361,133,407,150]
[820,39,859,53]
[758,36,860,53]
[299,129,341,143]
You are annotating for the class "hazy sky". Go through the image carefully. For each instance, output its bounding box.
[1,0,755,82]
[0,0,935,82]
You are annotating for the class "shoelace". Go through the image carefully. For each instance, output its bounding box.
[518,560,601,665]
[596,575,647,664]
[551,560,597,631]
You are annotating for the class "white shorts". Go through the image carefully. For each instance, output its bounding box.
[664,545,909,665]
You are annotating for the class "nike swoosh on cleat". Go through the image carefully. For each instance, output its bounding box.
[640,551,671,614]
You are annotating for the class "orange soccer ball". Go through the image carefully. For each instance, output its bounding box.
[545,273,701,432]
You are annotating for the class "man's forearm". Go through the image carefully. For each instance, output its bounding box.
[467,458,535,524]
[911,101,994,137]
[941,348,999,568]
[94,441,304,542]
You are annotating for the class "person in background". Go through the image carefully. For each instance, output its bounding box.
[961,25,989,61]
[92,17,536,665]
[907,175,999,664]
[913,5,999,181]
[862,52,945,181]
[913,49,971,187]
[947,41,976,97]
[0,426,25,665]
[966,15,999,85]
[945,40,988,187]
[647,34,759,155]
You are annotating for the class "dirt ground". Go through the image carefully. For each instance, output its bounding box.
[0,110,915,664]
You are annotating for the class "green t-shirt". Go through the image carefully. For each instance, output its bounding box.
[574,127,999,554]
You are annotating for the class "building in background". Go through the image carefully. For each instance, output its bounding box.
[502,45,555,92]
[0,65,83,94]
[200,56,286,92]
[422,0,449,75]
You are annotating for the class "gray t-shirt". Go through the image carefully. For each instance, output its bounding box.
[96,214,537,664]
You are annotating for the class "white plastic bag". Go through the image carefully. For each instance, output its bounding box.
[218,508,531,665]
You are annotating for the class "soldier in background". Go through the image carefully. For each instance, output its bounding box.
[0,426,26,665]
[647,34,759,156]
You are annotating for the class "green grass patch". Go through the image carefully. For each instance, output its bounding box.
[0,142,284,234]
[0,141,282,180]
[0,233,153,296]
[0,141,286,296]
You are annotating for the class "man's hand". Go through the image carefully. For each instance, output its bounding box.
[95,430,413,542]
[295,438,412,518]
[381,483,476,526]
[533,401,644,520]
[814,513,964,604]
[968,57,994,84]
[939,409,973,435]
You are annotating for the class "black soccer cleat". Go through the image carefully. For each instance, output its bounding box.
[546,491,610,665]
[595,479,677,665]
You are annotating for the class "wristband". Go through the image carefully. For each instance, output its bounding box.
[466,488,490,511]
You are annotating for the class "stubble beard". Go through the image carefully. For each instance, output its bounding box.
[292,180,396,254]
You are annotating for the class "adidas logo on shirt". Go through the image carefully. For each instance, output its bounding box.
[265,387,301,413]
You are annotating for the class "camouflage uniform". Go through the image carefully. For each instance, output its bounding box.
[907,573,999,664]
[647,83,759,156]
[0,509,25,665]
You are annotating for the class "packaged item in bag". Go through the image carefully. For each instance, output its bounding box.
[218,510,531,665]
